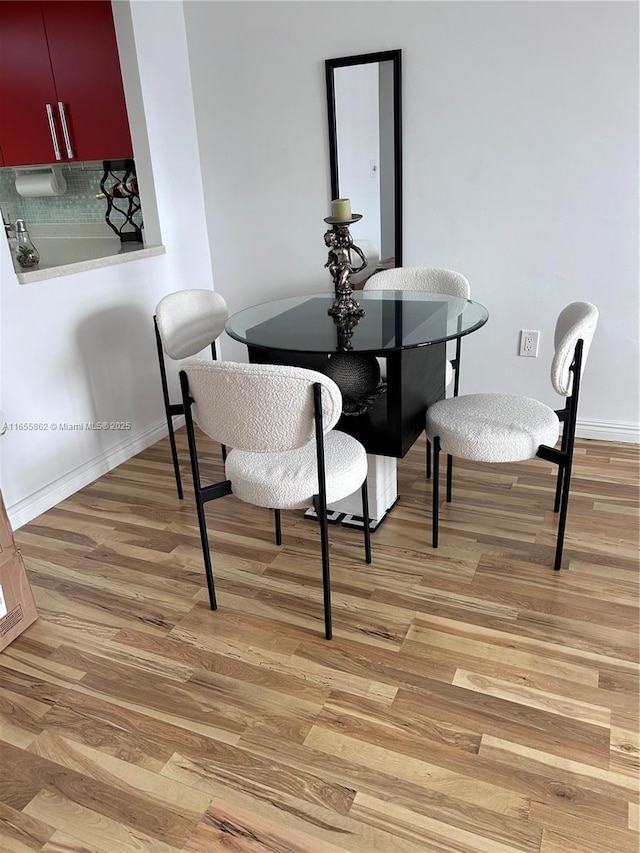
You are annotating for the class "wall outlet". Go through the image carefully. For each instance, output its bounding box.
[519,329,540,357]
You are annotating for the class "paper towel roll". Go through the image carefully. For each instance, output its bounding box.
[15,168,67,198]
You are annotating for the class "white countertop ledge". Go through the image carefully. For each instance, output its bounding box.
[16,238,166,284]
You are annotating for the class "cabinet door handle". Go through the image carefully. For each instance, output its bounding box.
[45,103,62,160]
[57,102,74,159]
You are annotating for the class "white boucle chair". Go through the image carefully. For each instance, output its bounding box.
[179,359,372,640]
[364,267,472,478]
[426,301,599,570]
[154,288,228,499]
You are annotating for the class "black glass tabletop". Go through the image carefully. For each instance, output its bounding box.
[225,290,489,355]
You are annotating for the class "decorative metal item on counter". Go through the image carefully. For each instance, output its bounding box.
[98,159,143,242]
[14,219,39,268]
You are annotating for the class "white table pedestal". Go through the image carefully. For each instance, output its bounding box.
[305,454,398,531]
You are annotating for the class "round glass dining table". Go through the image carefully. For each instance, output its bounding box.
[225,290,489,527]
[225,290,489,356]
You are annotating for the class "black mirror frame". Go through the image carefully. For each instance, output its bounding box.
[325,49,403,267]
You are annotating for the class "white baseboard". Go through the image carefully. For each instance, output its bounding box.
[576,419,639,444]
[8,417,176,530]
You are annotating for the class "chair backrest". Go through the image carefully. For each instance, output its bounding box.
[364,267,471,299]
[155,289,228,360]
[551,301,599,396]
[181,360,343,452]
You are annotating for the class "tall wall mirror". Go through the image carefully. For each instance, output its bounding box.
[325,49,402,274]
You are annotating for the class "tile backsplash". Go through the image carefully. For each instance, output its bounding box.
[0,162,143,230]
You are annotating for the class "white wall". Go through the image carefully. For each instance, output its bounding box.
[0,0,217,527]
[184,0,638,439]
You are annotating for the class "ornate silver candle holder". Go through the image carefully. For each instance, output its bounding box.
[322,215,387,415]
[323,214,367,321]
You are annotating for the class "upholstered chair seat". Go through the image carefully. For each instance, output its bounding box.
[228,432,367,510]
[426,393,560,463]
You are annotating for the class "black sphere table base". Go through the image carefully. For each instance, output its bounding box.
[325,352,387,416]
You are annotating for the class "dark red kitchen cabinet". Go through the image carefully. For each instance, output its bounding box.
[0,1,133,167]
[42,1,133,162]
[0,3,60,166]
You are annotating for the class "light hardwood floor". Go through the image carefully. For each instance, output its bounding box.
[1,430,638,852]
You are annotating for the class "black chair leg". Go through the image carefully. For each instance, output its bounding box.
[446,454,453,503]
[155,317,184,500]
[166,412,183,500]
[426,438,432,479]
[180,369,219,609]
[195,495,217,610]
[432,437,441,548]
[274,509,282,546]
[554,460,573,570]
[313,494,332,640]
[554,466,564,513]
[361,479,372,564]
[553,420,570,513]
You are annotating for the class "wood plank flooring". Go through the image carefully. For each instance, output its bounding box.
[1,430,638,852]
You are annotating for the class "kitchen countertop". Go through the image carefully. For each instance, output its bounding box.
[9,224,165,284]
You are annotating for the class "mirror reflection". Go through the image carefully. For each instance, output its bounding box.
[326,50,402,277]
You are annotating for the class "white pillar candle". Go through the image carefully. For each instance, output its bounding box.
[331,198,352,220]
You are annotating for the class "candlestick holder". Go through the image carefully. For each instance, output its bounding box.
[322,214,386,415]
[323,214,367,321]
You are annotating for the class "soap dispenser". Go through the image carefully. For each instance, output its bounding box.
[14,220,40,268]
